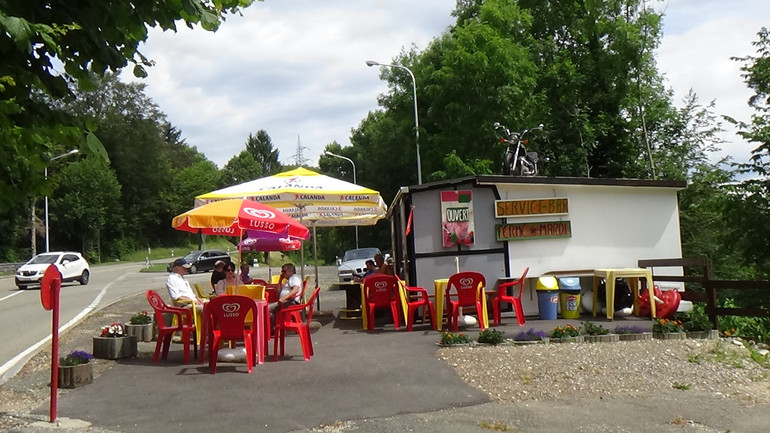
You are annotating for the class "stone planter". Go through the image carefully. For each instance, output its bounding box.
[93,336,137,360]
[125,322,155,342]
[686,330,719,340]
[584,334,620,343]
[618,332,652,342]
[58,362,93,388]
[512,338,550,345]
[550,336,584,344]
[653,332,686,340]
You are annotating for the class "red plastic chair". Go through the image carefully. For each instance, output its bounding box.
[273,287,320,361]
[491,267,529,327]
[445,271,486,332]
[146,290,198,364]
[252,278,269,286]
[395,276,435,331]
[203,295,258,374]
[362,274,401,332]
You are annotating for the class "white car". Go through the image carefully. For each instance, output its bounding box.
[337,247,381,282]
[15,251,91,290]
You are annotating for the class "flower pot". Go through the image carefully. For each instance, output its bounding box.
[551,336,584,344]
[584,334,620,343]
[684,330,720,340]
[618,332,652,342]
[125,322,155,342]
[93,336,137,359]
[653,332,686,340]
[57,362,93,388]
[513,338,550,345]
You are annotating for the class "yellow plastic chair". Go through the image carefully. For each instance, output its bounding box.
[237,284,266,301]
[194,283,216,300]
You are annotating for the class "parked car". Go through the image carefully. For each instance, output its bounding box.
[336,247,381,282]
[166,249,231,274]
[15,251,90,290]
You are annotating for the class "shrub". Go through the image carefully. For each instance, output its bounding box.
[61,350,93,366]
[477,329,504,345]
[613,325,648,334]
[652,318,684,333]
[439,331,472,345]
[551,324,581,338]
[128,311,152,325]
[513,328,547,341]
[581,321,611,335]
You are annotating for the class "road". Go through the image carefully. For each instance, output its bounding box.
[0,261,214,384]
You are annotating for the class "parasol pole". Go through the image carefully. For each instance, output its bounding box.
[313,223,320,309]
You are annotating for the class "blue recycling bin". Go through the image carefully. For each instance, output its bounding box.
[536,276,559,320]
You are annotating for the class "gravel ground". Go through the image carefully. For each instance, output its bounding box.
[438,338,770,404]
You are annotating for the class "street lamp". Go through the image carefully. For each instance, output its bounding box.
[324,151,359,249]
[366,60,422,184]
[45,149,79,252]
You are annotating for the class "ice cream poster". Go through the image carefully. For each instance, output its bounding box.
[441,190,474,247]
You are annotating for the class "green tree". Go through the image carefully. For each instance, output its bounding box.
[0,0,257,209]
[52,158,123,261]
[220,150,262,188]
[726,27,770,277]
[245,130,281,175]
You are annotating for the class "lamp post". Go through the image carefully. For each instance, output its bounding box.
[366,60,422,184]
[45,149,79,252]
[324,151,359,249]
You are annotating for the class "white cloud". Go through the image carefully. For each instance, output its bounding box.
[122,0,769,170]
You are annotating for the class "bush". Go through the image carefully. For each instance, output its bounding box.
[61,350,93,366]
[581,321,611,335]
[551,324,581,338]
[477,329,504,345]
[439,331,472,345]
[513,328,547,341]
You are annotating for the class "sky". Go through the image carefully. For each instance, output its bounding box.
[122,0,770,170]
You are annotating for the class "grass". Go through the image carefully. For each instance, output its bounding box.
[672,382,691,390]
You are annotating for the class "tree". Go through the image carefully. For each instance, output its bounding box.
[0,0,257,209]
[245,130,281,175]
[726,27,770,277]
[220,151,262,188]
[52,158,123,261]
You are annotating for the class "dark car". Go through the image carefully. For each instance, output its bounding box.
[167,249,231,274]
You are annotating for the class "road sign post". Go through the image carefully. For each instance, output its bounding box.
[41,264,61,423]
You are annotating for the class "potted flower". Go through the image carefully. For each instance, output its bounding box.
[438,331,473,346]
[512,328,549,345]
[581,321,619,343]
[550,324,583,343]
[58,350,93,388]
[613,325,652,341]
[93,322,138,359]
[477,329,505,346]
[680,304,718,340]
[125,311,155,342]
[651,318,686,340]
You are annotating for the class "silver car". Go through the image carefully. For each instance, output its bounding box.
[337,247,381,282]
[15,251,91,290]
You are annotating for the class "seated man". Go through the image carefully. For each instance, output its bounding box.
[354,260,377,282]
[166,258,204,311]
[269,263,303,324]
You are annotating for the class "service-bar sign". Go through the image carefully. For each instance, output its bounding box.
[441,190,474,247]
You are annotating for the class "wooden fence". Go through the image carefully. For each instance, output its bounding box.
[637,257,770,329]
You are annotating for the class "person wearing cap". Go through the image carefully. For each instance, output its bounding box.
[210,260,227,291]
[166,258,203,310]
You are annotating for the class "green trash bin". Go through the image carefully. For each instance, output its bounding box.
[558,277,582,319]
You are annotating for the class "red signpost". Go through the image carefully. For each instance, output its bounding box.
[40,264,61,423]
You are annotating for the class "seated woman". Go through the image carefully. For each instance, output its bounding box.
[215,263,239,296]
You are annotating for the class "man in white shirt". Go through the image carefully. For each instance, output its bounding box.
[269,263,303,323]
[166,258,203,310]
